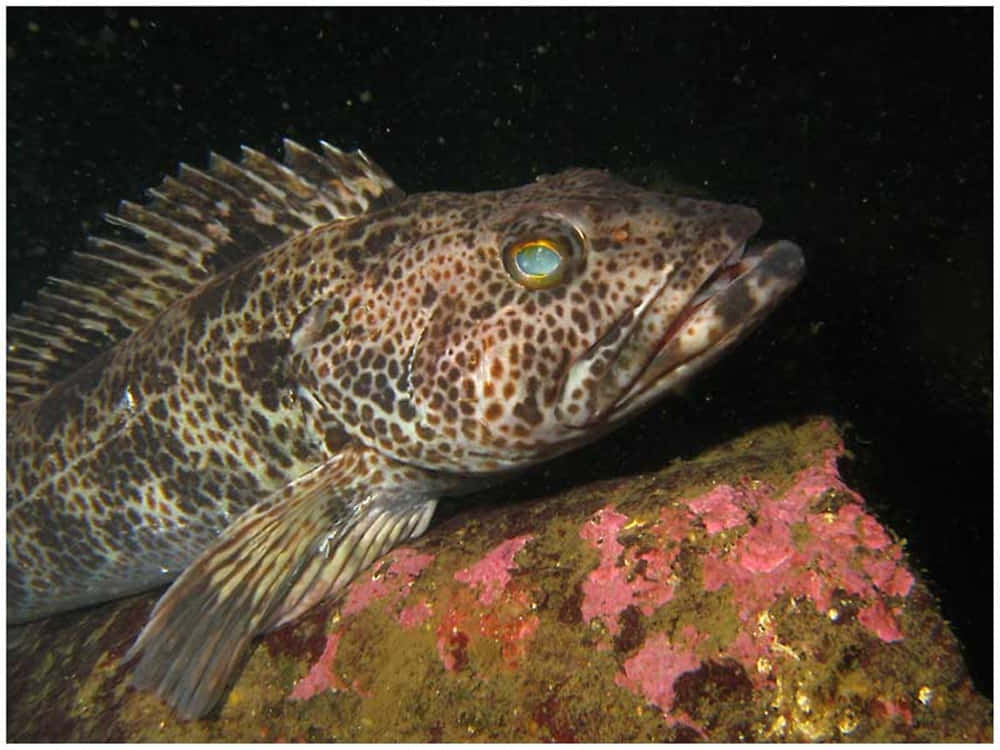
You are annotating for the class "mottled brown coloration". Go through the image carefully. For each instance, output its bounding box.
[6,141,803,718]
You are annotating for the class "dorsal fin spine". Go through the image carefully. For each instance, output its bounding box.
[118,200,216,249]
[106,209,213,262]
[86,238,192,278]
[7,141,403,408]
[41,281,153,326]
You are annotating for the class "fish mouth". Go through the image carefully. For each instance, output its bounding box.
[558,237,805,429]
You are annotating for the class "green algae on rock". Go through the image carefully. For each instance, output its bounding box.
[6,417,991,741]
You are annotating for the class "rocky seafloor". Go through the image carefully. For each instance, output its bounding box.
[6,416,992,741]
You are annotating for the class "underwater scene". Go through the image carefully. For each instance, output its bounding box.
[6,8,991,741]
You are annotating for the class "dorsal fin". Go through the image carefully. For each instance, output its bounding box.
[7,140,404,408]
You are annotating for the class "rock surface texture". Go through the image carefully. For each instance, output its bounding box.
[6,416,992,741]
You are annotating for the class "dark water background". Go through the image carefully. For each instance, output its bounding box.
[6,9,992,697]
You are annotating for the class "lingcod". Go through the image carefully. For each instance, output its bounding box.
[7,140,804,718]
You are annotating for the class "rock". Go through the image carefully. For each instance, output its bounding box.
[6,416,991,741]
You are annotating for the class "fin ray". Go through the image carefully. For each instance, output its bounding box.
[7,140,403,408]
[125,445,438,719]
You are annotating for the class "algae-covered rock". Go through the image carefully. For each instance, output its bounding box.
[6,416,992,741]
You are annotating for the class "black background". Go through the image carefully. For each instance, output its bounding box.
[7,9,992,697]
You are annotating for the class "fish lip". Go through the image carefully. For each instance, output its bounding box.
[655,238,779,344]
[559,234,804,429]
[610,237,805,416]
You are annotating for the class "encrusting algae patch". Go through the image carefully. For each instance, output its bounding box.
[7,416,992,741]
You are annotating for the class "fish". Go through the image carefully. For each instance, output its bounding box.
[6,140,804,718]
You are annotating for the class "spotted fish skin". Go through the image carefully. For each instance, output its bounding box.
[8,230,351,620]
[6,143,803,717]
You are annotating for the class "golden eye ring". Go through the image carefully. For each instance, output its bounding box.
[503,238,571,289]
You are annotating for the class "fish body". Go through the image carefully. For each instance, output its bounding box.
[6,142,803,717]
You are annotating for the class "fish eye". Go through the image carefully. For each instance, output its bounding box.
[503,238,572,289]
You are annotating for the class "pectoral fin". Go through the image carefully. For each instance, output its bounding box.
[125,444,440,719]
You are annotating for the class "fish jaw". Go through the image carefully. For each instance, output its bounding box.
[558,237,805,429]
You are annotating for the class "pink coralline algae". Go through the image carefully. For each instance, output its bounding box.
[574,424,919,733]
[685,485,747,534]
[289,547,434,702]
[397,598,433,630]
[692,450,914,642]
[340,547,435,618]
[289,632,346,701]
[615,627,703,715]
[856,599,905,642]
[454,534,533,606]
[437,535,540,672]
[874,697,915,726]
[579,507,680,636]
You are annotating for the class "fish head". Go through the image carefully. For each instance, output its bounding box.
[296,169,803,474]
